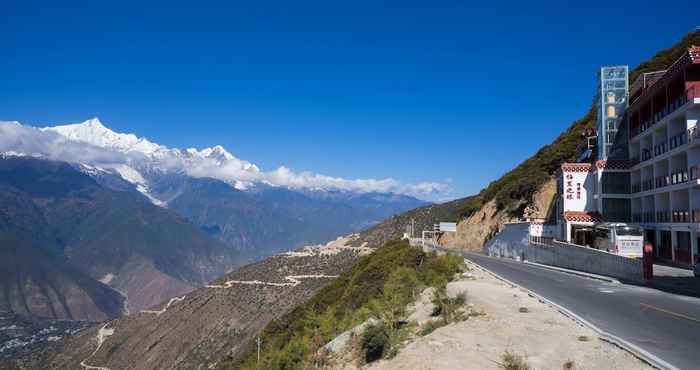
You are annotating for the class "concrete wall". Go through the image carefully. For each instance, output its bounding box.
[484,223,644,283]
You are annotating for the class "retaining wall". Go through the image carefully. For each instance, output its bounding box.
[484,223,644,283]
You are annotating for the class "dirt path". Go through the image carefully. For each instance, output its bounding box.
[206,274,338,289]
[365,260,653,370]
[140,296,186,316]
[79,324,115,370]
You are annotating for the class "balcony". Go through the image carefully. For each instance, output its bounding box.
[654,175,670,189]
[669,131,688,151]
[693,210,700,223]
[641,178,654,191]
[672,210,690,223]
[643,211,656,223]
[670,169,689,185]
[631,86,697,139]
[691,165,700,180]
[656,210,671,223]
[653,141,668,156]
[631,183,641,193]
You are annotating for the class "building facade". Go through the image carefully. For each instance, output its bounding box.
[554,46,700,267]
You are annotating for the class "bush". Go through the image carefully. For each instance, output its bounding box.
[226,240,467,369]
[501,350,532,370]
[417,320,446,336]
[361,323,389,363]
[431,289,467,324]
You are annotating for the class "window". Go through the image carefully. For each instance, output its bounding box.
[616,226,643,236]
[602,198,631,221]
[601,172,630,194]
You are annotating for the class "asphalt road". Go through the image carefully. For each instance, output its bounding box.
[462,252,700,370]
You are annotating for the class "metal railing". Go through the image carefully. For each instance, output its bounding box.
[669,131,688,150]
[654,175,669,189]
[630,85,697,138]
[670,169,689,185]
[672,210,691,223]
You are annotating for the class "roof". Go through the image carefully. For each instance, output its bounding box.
[563,211,603,223]
[630,46,700,108]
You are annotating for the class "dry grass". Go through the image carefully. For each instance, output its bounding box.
[500,350,532,370]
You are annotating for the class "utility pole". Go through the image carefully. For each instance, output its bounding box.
[256,336,262,363]
[411,218,415,238]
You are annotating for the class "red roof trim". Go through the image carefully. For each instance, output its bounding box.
[595,159,630,170]
[563,211,602,223]
[561,163,592,172]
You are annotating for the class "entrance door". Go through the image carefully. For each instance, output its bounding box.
[660,231,673,260]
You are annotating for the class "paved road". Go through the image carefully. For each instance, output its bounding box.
[461,252,700,370]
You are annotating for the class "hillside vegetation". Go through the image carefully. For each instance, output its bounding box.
[456,29,700,219]
[223,240,463,369]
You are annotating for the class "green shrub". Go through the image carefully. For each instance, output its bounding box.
[361,323,389,363]
[417,320,446,336]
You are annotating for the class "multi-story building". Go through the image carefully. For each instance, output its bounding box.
[553,46,700,267]
[628,46,700,266]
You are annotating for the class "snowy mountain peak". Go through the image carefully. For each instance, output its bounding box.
[43,118,163,155]
[200,145,235,161]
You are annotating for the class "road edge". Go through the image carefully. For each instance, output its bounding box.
[463,256,678,370]
[522,260,620,284]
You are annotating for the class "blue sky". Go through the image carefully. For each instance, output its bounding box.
[2,1,698,200]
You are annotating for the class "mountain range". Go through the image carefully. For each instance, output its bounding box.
[0,119,426,331]
[1,118,427,258]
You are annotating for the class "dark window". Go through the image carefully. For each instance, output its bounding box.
[601,172,630,194]
[602,198,631,222]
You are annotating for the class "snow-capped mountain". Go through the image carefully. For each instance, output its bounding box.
[2,117,447,201]
[0,118,431,259]
[38,118,265,201]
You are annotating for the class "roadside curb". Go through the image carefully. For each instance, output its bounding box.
[522,261,620,284]
[463,258,678,370]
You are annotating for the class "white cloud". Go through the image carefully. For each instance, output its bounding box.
[0,120,451,199]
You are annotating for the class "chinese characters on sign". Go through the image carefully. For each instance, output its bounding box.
[564,174,581,200]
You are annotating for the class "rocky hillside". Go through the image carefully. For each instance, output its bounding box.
[0,156,239,323]
[10,236,371,370]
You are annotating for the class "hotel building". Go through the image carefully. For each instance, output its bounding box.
[554,46,700,267]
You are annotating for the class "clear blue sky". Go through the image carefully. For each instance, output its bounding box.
[2,1,698,200]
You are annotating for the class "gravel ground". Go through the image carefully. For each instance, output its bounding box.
[365,261,653,370]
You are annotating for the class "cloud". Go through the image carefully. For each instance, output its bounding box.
[0,122,133,165]
[0,120,451,199]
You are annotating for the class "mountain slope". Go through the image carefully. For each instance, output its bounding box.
[150,175,426,259]
[0,185,123,322]
[361,29,700,252]
[0,156,240,317]
[16,236,370,370]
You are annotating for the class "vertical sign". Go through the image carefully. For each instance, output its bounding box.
[561,165,593,212]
